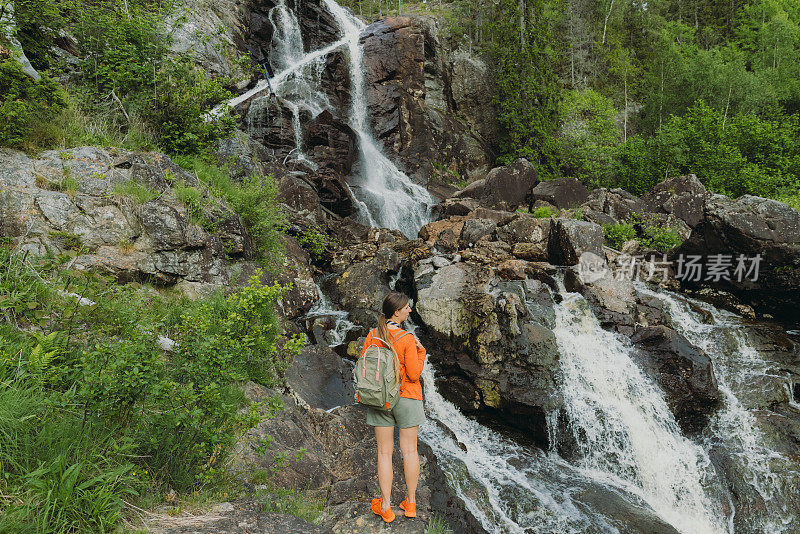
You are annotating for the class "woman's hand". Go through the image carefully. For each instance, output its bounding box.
[414,335,424,350]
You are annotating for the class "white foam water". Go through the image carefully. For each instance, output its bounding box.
[412,282,731,534]
[306,283,356,347]
[211,0,434,237]
[320,0,435,237]
[636,283,799,533]
[552,290,729,534]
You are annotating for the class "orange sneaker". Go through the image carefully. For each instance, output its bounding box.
[399,499,416,518]
[371,498,395,523]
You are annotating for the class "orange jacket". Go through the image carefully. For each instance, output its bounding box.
[360,325,426,400]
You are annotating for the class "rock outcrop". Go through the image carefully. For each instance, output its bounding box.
[670,193,800,321]
[630,325,721,433]
[360,16,496,188]
[413,259,562,447]
[0,148,238,288]
[452,158,538,210]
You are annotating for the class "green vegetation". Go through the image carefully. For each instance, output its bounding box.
[639,225,684,252]
[426,514,454,534]
[256,483,324,524]
[113,181,160,204]
[533,206,556,218]
[47,231,83,251]
[603,222,637,249]
[603,215,684,251]
[440,0,800,203]
[0,59,67,149]
[2,0,238,156]
[0,248,302,530]
[172,156,287,268]
[297,227,327,260]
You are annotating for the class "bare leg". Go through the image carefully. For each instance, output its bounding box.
[399,425,419,503]
[375,426,394,511]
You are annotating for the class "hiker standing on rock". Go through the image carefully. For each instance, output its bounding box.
[358,291,427,523]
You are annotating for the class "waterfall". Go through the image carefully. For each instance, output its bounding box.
[322,0,434,238]
[552,289,729,534]
[306,282,357,346]
[211,0,434,238]
[635,284,799,533]
[412,282,732,534]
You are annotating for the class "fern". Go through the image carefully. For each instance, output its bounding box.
[28,332,60,377]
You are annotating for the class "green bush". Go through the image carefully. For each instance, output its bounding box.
[0,247,303,527]
[640,225,685,252]
[297,227,327,260]
[144,56,235,156]
[533,206,556,218]
[603,222,637,249]
[174,156,287,268]
[0,59,67,149]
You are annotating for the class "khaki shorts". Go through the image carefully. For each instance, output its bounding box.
[366,397,425,428]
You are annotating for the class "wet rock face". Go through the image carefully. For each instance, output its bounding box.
[671,193,800,321]
[359,16,494,187]
[0,148,252,289]
[630,325,721,433]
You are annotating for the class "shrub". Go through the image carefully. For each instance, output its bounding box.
[0,247,304,526]
[144,56,235,156]
[533,206,556,218]
[297,227,327,260]
[0,59,67,149]
[603,222,637,249]
[640,225,684,252]
[174,156,287,268]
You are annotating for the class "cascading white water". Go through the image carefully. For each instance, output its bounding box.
[211,0,434,237]
[552,289,729,534]
[321,0,434,238]
[306,283,357,346]
[411,282,733,534]
[635,284,799,533]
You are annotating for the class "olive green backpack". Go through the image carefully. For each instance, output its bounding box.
[355,329,409,411]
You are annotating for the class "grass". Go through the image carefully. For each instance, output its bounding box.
[0,247,300,531]
[172,155,286,269]
[113,181,160,204]
[255,483,324,524]
[22,92,157,154]
[426,514,454,534]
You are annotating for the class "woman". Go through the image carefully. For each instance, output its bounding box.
[360,291,426,523]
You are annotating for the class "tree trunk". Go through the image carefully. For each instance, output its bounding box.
[602,0,613,45]
[623,68,628,143]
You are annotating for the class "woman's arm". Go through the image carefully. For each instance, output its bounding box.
[402,335,426,381]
